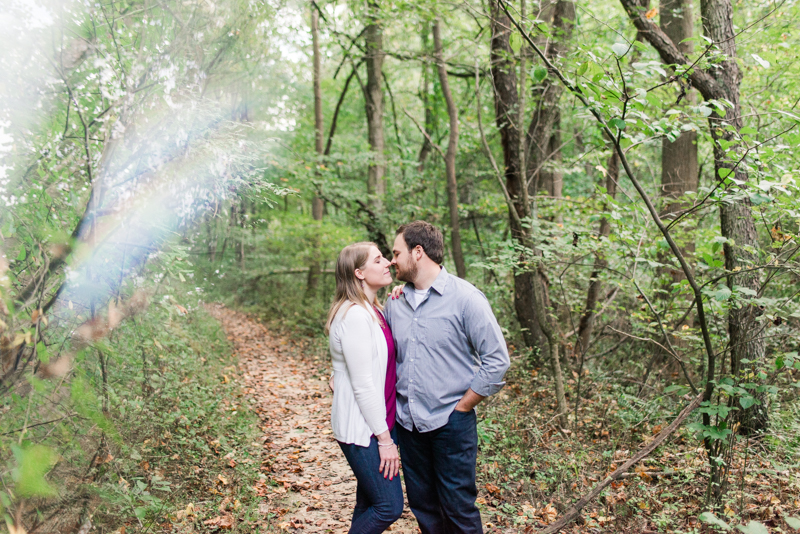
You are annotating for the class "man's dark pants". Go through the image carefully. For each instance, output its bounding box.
[396,409,482,534]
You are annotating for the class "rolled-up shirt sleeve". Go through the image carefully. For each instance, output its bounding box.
[463,292,510,397]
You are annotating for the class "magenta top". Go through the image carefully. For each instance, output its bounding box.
[375,307,396,432]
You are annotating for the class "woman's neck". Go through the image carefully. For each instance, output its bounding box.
[362,284,379,306]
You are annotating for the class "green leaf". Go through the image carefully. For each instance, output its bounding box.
[611,43,629,57]
[718,168,732,178]
[784,516,800,530]
[510,33,522,53]
[699,511,732,531]
[739,396,756,409]
[609,118,626,130]
[11,444,58,498]
[36,341,50,364]
[749,193,771,205]
[714,285,732,301]
[736,521,769,534]
[532,65,547,83]
[577,62,588,76]
[16,247,26,261]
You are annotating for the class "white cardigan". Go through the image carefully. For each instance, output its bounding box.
[329,302,389,447]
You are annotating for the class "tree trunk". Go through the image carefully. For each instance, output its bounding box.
[364,0,385,209]
[619,0,767,434]
[659,0,698,285]
[306,4,324,302]
[432,19,466,279]
[577,150,619,353]
[417,26,434,171]
[234,201,246,271]
[534,265,568,428]
[700,0,766,435]
[537,116,564,200]
[489,0,542,349]
[526,0,575,199]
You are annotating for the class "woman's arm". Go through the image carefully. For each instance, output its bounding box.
[339,308,389,438]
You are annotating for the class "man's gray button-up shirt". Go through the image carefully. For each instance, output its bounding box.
[384,267,510,433]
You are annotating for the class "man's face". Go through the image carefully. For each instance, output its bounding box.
[391,233,418,284]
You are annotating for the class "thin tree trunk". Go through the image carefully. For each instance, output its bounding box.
[432,19,466,278]
[417,26,434,171]
[306,4,324,302]
[364,0,385,209]
[489,0,542,349]
[577,150,619,353]
[525,0,575,198]
[206,213,217,262]
[533,265,568,428]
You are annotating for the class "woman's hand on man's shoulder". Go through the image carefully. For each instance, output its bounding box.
[389,284,405,300]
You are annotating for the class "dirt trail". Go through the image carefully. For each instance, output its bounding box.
[209,305,419,533]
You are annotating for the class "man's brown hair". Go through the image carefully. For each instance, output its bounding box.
[396,221,444,264]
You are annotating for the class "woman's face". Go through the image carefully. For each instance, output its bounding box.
[356,246,393,290]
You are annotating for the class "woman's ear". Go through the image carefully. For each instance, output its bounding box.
[354,269,365,280]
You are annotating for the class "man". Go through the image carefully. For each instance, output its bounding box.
[384,221,510,534]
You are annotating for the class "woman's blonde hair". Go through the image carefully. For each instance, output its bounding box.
[325,242,384,334]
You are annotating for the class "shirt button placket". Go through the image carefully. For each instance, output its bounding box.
[410,309,419,420]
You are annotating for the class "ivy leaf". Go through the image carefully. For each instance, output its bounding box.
[699,511,732,531]
[532,66,548,83]
[611,43,629,57]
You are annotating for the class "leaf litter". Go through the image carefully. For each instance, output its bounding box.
[209,305,421,532]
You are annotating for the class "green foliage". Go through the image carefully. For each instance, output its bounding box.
[10,444,58,499]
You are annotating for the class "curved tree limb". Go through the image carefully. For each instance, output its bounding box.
[538,393,703,533]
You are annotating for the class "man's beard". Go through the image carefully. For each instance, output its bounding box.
[395,259,418,284]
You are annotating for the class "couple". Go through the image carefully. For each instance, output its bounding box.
[326,221,510,534]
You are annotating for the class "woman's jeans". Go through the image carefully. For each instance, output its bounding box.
[338,428,403,533]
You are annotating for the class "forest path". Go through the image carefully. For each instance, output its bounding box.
[208,304,420,533]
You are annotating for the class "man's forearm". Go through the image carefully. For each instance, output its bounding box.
[455,388,485,412]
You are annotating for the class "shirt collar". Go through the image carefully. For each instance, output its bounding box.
[403,266,449,297]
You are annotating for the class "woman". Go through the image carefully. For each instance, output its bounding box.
[326,242,403,533]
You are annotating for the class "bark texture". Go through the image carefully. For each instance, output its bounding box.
[306,5,324,302]
[364,0,386,207]
[417,26,434,171]
[432,19,466,278]
[701,0,766,435]
[489,0,542,349]
[526,0,575,198]
[659,0,698,280]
